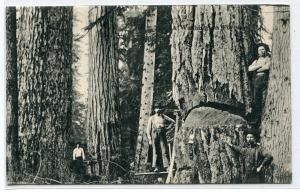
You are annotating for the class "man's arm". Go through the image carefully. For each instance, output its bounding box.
[81,148,85,160]
[257,150,273,172]
[248,60,261,72]
[73,149,76,160]
[257,57,271,72]
[225,141,247,154]
[146,117,153,145]
[163,115,175,124]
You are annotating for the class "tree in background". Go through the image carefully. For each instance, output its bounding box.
[154,6,174,109]
[6,7,20,183]
[17,7,73,183]
[70,13,87,147]
[117,6,146,170]
[134,6,158,172]
[86,6,122,179]
[118,6,175,173]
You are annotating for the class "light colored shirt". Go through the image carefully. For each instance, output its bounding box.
[248,56,271,74]
[147,114,175,141]
[73,147,85,160]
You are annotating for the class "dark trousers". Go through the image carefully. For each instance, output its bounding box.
[152,127,169,168]
[74,156,84,175]
[244,170,265,183]
[252,72,268,124]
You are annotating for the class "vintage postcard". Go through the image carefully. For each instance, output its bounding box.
[5,3,291,185]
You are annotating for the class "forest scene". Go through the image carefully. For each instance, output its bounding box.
[6,5,291,185]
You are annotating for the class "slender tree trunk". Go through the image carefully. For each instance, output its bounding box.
[118,9,146,170]
[17,7,73,183]
[259,6,291,184]
[135,6,157,172]
[86,6,121,179]
[6,7,20,184]
[170,5,260,184]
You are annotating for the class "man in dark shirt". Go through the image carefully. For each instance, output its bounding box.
[225,132,272,183]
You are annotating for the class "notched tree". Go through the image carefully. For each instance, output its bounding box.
[171,5,259,117]
[170,5,260,184]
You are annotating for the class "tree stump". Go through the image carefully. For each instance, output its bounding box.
[172,107,249,184]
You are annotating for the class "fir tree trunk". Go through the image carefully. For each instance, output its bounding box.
[17,7,73,183]
[170,5,259,184]
[259,6,291,184]
[86,6,121,179]
[135,6,157,172]
[6,7,20,184]
[171,5,258,117]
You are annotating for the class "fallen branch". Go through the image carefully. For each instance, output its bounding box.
[135,171,168,176]
[24,172,62,184]
[32,151,42,184]
[106,160,127,172]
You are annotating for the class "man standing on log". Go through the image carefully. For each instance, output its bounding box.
[248,43,271,125]
[147,106,175,172]
[225,131,272,183]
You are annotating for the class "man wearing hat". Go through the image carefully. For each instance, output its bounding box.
[225,128,273,183]
[147,106,175,172]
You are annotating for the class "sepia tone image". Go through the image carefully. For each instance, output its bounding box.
[6,5,291,184]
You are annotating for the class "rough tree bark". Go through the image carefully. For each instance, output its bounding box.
[17,7,73,183]
[172,107,249,183]
[6,7,20,183]
[259,6,291,184]
[170,5,260,183]
[135,6,157,172]
[171,5,258,117]
[86,6,122,179]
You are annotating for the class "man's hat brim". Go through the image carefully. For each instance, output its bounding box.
[244,128,261,137]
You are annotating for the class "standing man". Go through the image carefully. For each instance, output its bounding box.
[248,43,271,125]
[73,142,85,175]
[225,131,273,183]
[147,106,175,172]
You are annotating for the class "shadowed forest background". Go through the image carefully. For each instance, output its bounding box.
[6,5,291,184]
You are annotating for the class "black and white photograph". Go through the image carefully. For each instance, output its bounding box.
[4,2,293,185]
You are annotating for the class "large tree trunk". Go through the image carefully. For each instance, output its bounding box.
[259,6,291,184]
[170,5,260,184]
[135,6,157,172]
[171,5,258,118]
[86,6,121,179]
[6,7,20,184]
[17,7,73,183]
